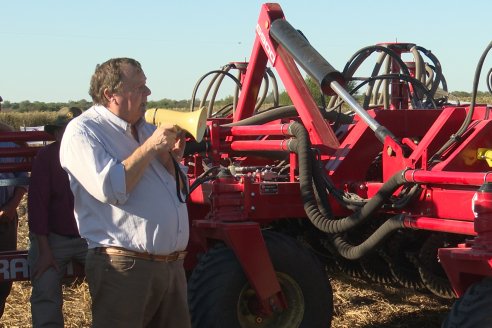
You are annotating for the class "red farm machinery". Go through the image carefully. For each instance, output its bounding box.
[2,3,492,327]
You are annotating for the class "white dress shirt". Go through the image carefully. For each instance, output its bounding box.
[60,105,189,255]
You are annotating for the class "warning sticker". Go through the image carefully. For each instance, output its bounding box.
[259,183,278,195]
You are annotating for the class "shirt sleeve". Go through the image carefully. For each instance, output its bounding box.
[27,147,51,235]
[60,123,128,205]
[12,144,29,191]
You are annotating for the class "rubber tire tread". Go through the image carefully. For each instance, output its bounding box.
[187,231,333,328]
[441,278,492,328]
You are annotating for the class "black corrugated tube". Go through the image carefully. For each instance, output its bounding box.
[220,114,407,239]
[331,214,406,260]
[287,121,407,234]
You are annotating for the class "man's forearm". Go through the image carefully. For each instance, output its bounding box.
[10,187,26,208]
[122,140,162,192]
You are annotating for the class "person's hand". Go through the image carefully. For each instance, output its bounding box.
[148,123,178,153]
[171,130,186,162]
[32,249,59,279]
[0,204,18,223]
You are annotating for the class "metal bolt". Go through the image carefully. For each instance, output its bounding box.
[251,192,255,197]
[250,206,256,211]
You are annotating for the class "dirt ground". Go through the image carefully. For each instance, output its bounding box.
[330,271,452,328]
[1,199,452,327]
[2,270,452,328]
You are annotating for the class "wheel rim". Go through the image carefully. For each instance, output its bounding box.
[237,272,305,328]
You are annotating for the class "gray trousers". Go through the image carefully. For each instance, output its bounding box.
[28,233,88,328]
[85,249,191,328]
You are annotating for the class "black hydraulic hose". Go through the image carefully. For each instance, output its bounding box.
[184,140,208,156]
[190,69,242,114]
[343,45,413,81]
[311,151,333,218]
[287,122,407,234]
[255,68,281,112]
[430,41,492,163]
[222,105,353,127]
[387,184,422,209]
[265,68,280,107]
[415,45,448,96]
[488,67,492,94]
[331,214,406,260]
[343,45,430,109]
[350,74,438,109]
[362,51,387,109]
[254,73,270,113]
[212,103,234,118]
[189,166,222,194]
[201,66,232,113]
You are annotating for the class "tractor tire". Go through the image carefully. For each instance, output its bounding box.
[188,231,333,328]
[441,277,492,328]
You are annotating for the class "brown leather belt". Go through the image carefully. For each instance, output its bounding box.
[94,246,187,262]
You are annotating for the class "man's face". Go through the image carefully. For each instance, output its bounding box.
[113,64,151,124]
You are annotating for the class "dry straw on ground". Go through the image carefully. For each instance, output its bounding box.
[1,198,452,327]
[1,197,91,328]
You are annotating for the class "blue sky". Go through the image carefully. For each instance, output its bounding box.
[1,0,491,103]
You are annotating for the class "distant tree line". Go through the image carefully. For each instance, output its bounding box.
[1,88,489,113]
[2,100,93,112]
[1,99,195,112]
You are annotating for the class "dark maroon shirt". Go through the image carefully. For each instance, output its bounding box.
[28,141,80,236]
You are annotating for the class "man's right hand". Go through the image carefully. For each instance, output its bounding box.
[147,123,178,153]
[32,235,60,279]
[32,250,59,279]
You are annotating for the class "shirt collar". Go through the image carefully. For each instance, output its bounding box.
[93,104,145,132]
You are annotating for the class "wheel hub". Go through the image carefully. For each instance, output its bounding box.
[237,272,305,327]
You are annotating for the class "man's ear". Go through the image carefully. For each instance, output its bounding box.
[103,88,114,104]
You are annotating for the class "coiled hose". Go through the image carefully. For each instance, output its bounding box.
[196,110,410,259]
[287,121,407,234]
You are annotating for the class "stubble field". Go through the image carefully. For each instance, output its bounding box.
[0,198,453,328]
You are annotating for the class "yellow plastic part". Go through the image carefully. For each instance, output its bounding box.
[477,148,492,167]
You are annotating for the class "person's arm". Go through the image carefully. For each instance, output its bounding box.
[28,147,51,233]
[30,234,59,279]
[28,146,60,278]
[60,121,179,203]
[122,123,179,192]
[0,186,26,222]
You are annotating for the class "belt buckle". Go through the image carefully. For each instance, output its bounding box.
[166,252,179,262]
[177,251,187,261]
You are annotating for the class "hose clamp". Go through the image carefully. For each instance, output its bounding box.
[280,139,287,151]
[401,167,416,183]
[280,123,288,135]
[483,171,492,184]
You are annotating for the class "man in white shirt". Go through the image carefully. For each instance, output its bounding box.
[60,58,191,328]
